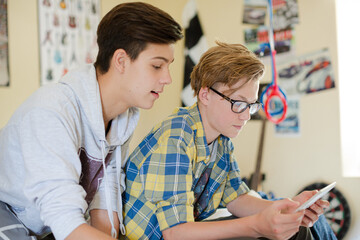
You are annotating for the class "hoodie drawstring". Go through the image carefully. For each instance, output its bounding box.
[116,145,126,235]
[101,140,117,238]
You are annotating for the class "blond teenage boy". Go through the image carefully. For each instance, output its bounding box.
[123,41,330,240]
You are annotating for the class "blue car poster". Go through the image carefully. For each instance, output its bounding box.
[274,96,300,136]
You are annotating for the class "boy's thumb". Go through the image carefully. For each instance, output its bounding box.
[276,198,301,213]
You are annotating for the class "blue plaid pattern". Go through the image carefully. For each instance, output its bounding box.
[123,103,249,240]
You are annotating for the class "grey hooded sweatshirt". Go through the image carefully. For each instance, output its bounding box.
[0,64,139,239]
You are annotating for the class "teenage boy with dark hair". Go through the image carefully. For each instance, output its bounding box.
[0,2,182,240]
[123,41,330,240]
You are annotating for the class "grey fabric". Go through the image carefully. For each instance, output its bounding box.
[0,201,36,240]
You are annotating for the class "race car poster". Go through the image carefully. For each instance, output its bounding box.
[277,48,335,96]
[0,0,9,87]
[38,0,100,85]
[274,96,300,136]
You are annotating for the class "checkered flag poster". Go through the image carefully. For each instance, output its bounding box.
[181,0,208,106]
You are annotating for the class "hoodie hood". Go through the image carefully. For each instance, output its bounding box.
[59,64,106,141]
[59,64,139,144]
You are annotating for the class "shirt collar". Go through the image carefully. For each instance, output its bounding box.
[176,103,213,163]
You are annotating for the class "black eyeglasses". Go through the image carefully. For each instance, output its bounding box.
[209,87,262,115]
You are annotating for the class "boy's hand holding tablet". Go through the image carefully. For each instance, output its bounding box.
[296,182,336,212]
[292,182,335,227]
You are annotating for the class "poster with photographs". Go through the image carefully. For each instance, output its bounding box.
[38,0,100,85]
[242,0,299,29]
[278,48,335,96]
[243,0,299,63]
[0,0,9,87]
[272,0,299,31]
[244,26,295,62]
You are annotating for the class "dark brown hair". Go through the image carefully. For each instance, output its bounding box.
[94,2,183,74]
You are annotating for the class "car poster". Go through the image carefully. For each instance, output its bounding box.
[242,0,267,25]
[0,0,9,87]
[277,48,335,96]
[255,83,301,136]
[274,96,300,136]
[244,26,295,62]
[38,0,100,85]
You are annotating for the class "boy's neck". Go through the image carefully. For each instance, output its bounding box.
[96,68,129,132]
[198,102,220,144]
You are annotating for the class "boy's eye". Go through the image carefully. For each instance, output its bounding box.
[153,65,161,69]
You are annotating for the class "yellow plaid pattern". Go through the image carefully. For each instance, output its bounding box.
[123,103,249,240]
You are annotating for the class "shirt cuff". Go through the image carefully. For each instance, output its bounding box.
[155,192,195,231]
[222,181,250,205]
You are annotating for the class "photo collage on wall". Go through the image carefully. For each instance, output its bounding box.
[243,0,298,62]
[275,48,335,136]
[0,0,9,87]
[38,0,100,85]
[243,0,336,137]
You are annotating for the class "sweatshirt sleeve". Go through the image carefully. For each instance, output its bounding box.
[19,109,88,240]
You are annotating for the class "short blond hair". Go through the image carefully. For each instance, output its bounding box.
[190,41,264,96]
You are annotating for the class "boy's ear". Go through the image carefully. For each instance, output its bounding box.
[198,87,210,106]
[112,49,128,73]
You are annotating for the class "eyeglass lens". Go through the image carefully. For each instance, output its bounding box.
[233,102,261,114]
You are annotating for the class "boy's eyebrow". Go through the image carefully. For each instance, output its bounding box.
[152,56,174,63]
[234,94,258,103]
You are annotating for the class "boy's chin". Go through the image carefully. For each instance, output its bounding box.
[231,127,245,138]
[138,101,155,110]
[223,131,241,139]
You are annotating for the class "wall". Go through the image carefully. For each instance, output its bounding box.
[0,1,40,127]
[0,0,359,239]
[195,1,360,239]
[194,1,360,239]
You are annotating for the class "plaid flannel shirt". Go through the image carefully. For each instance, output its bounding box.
[123,103,249,240]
